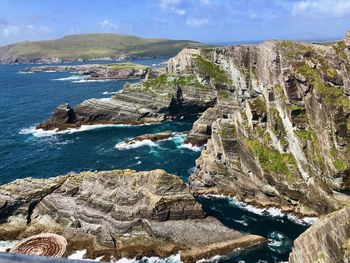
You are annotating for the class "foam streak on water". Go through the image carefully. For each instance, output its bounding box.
[205,195,317,225]
[19,123,154,138]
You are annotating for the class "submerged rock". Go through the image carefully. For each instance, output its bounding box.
[0,169,265,262]
[289,207,350,263]
[126,131,173,143]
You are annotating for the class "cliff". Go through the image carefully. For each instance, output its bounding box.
[289,207,350,263]
[0,169,264,262]
[38,32,350,216]
[187,33,350,217]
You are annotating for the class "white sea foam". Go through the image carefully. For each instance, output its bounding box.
[19,124,130,138]
[52,75,88,81]
[179,143,203,152]
[167,133,204,152]
[72,79,114,83]
[206,195,317,225]
[0,240,18,252]
[68,249,104,261]
[115,139,159,150]
[114,253,181,263]
[102,91,116,95]
[68,250,87,259]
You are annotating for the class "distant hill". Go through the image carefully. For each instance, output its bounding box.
[0,33,202,64]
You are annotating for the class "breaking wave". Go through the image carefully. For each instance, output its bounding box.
[206,195,317,225]
[19,124,134,138]
[115,139,159,150]
[52,75,89,81]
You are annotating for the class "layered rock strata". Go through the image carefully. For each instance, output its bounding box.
[188,33,350,217]
[289,207,350,263]
[37,72,216,130]
[0,169,264,262]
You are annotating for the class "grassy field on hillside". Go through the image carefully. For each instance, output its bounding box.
[5,33,202,60]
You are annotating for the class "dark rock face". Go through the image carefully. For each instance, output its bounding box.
[37,73,217,130]
[289,207,350,263]
[0,169,265,262]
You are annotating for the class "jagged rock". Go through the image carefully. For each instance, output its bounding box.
[22,63,150,80]
[188,32,350,217]
[0,169,265,262]
[125,131,174,145]
[289,207,350,263]
[37,75,216,130]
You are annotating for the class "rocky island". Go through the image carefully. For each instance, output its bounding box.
[22,62,151,81]
[0,169,265,262]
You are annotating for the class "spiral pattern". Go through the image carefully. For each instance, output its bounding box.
[11,233,67,258]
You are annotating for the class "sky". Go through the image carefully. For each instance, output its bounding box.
[0,0,349,45]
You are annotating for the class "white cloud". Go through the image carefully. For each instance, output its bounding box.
[159,0,185,16]
[292,0,350,18]
[2,25,19,37]
[186,18,209,27]
[170,7,186,15]
[99,20,119,31]
[26,24,52,34]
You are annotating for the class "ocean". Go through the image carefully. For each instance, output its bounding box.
[0,59,311,263]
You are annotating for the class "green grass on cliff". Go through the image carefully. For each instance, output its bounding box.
[296,64,350,112]
[142,74,207,91]
[5,33,202,60]
[192,55,231,85]
[243,138,298,182]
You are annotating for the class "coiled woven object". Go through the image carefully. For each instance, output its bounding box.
[11,233,67,258]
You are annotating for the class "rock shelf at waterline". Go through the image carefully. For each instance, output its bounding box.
[0,169,265,263]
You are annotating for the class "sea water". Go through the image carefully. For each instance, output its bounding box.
[0,60,310,262]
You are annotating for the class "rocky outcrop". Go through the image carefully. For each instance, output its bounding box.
[289,207,350,263]
[0,169,265,262]
[188,32,350,217]
[37,73,216,130]
[22,63,150,80]
[126,131,174,144]
[37,31,350,218]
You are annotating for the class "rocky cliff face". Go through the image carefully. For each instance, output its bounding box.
[0,169,264,262]
[37,66,216,130]
[38,32,350,217]
[289,207,350,263]
[187,32,350,217]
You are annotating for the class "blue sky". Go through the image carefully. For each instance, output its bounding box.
[0,0,349,45]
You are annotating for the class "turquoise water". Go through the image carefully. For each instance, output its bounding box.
[0,60,309,262]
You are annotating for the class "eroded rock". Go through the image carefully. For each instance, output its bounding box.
[0,169,265,262]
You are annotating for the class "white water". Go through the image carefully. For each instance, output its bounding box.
[19,122,156,138]
[114,133,204,152]
[68,250,103,261]
[20,124,131,138]
[52,75,89,81]
[73,79,114,83]
[114,253,181,263]
[0,240,17,252]
[102,91,117,95]
[207,195,317,225]
[115,139,159,150]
